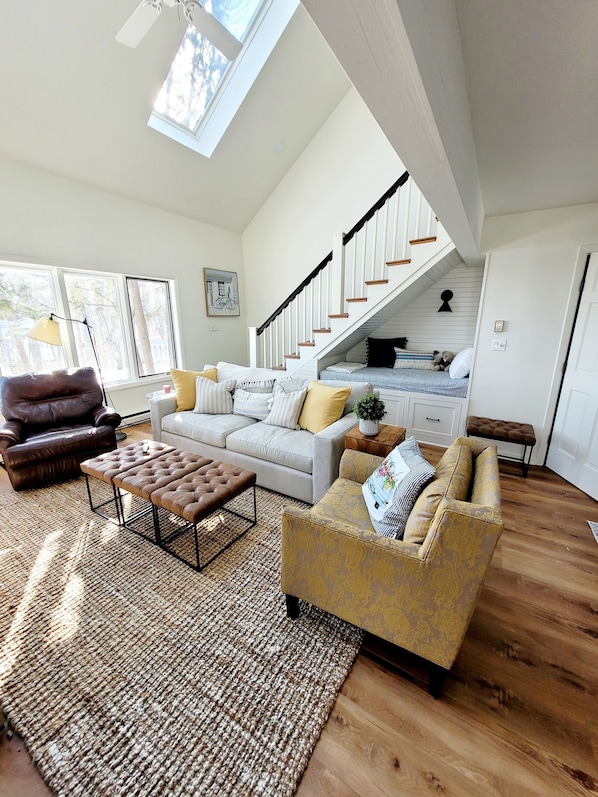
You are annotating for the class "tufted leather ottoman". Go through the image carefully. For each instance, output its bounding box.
[466,416,536,476]
[111,449,214,544]
[81,440,175,523]
[149,461,257,571]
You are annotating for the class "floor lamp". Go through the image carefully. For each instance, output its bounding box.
[26,313,126,441]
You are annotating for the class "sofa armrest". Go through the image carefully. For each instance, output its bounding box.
[92,406,122,429]
[0,420,23,451]
[148,394,177,441]
[311,413,362,504]
[339,449,383,484]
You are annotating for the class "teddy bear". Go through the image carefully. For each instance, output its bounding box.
[432,351,455,371]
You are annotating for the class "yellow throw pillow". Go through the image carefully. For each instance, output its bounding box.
[298,381,351,434]
[171,367,217,411]
[403,444,473,545]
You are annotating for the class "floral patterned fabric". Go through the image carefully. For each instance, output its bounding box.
[281,439,503,670]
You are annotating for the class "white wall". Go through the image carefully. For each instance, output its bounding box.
[0,156,244,418]
[351,261,484,358]
[241,88,405,327]
[471,201,598,464]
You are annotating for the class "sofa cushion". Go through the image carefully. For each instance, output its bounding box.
[362,436,436,539]
[263,383,307,430]
[161,410,256,448]
[171,367,217,411]
[403,443,473,545]
[318,380,374,414]
[193,377,235,414]
[299,381,351,434]
[366,337,408,368]
[311,477,374,530]
[232,388,273,420]
[214,361,281,388]
[226,422,314,474]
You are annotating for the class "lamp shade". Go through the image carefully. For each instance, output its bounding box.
[26,317,63,346]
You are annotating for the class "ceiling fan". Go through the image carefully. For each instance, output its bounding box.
[116,0,243,61]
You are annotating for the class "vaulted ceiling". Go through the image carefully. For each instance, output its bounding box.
[0,1,350,232]
[2,0,597,255]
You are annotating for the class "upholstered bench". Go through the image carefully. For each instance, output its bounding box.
[150,462,257,571]
[112,449,214,542]
[466,416,536,476]
[81,440,175,523]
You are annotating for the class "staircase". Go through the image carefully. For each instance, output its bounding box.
[248,172,457,375]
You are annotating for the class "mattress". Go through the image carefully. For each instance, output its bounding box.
[320,366,469,398]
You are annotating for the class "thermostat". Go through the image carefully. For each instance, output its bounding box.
[494,320,505,333]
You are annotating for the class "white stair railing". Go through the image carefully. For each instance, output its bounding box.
[250,172,439,371]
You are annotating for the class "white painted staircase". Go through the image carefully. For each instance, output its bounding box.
[249,172,458,376]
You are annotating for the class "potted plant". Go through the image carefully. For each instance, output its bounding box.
[353,393,386,436]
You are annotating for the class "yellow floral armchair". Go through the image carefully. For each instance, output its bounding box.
[281,437,503,696]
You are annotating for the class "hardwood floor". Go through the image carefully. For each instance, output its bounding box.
[1,425,597,796]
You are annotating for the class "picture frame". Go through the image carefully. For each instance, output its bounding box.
[203,268,240,317]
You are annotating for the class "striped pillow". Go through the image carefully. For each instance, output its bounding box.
[393,348,436,370]
[362,436,435,538]
[192,377,235,414]
[263,383,307,430]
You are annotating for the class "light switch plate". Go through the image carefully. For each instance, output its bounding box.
[491,339,507,351]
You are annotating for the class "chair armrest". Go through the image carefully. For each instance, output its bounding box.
[339,449,383,483]
[0,420,24,450]
[148,394,177,441]
[311,413,362,504]
[92,406,122,429]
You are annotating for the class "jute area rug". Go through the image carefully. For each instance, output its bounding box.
[0,479,362,797]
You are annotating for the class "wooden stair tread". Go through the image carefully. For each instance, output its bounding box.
[365,280,389,286]
[387,258,411,266]
[346,297,367,303]
[313,328,331,334]
[298,341,315,347]
[329,313,349,319]
[284,353,300,360]
[409,236,437,245]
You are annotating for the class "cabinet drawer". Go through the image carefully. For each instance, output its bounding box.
[377,390,407,427]
[408,399,461,444]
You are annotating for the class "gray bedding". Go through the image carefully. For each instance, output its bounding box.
[319,366,469,398]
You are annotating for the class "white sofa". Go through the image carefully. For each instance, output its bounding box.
[149,363,374,504]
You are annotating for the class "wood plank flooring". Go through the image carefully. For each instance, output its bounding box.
[1,425,597,796]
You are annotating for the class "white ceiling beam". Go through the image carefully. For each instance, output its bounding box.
[301,0,484,266]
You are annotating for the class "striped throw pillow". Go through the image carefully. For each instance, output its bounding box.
[362,436,435,538]
[393,348,436,370]
[192,377,235,414]
[263,383,307,430]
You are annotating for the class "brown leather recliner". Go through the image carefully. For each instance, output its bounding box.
[0,368,121,491]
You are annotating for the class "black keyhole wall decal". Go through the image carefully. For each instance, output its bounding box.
[438,290,453,312]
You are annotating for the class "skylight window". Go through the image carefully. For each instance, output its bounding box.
[154,0,262,131]
[148,0,298,157]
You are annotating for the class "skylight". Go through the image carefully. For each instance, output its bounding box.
[149,0,298,157]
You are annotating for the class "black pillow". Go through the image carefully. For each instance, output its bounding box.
[366,337,408,368]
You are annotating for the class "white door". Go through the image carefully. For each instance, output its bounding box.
[547,253,598,500]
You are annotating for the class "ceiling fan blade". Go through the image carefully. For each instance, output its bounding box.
[184,1,242,61]
[116,1,163,48]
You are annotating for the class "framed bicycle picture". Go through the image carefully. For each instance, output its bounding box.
[204,268,240,317]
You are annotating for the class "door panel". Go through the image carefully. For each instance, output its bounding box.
[547,253,598,500]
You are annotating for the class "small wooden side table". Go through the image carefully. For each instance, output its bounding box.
[344,424,406,458]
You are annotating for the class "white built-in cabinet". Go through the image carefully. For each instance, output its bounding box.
[378,389,468,448]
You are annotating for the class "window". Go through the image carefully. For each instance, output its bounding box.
[148,0,298,157]
[0,263,178,384]
[154,0,263,132]
[0,266,65,376]
[127,278,175,377]
[64,272,128,383]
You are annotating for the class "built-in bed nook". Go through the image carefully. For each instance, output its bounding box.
[319,337,474,447]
